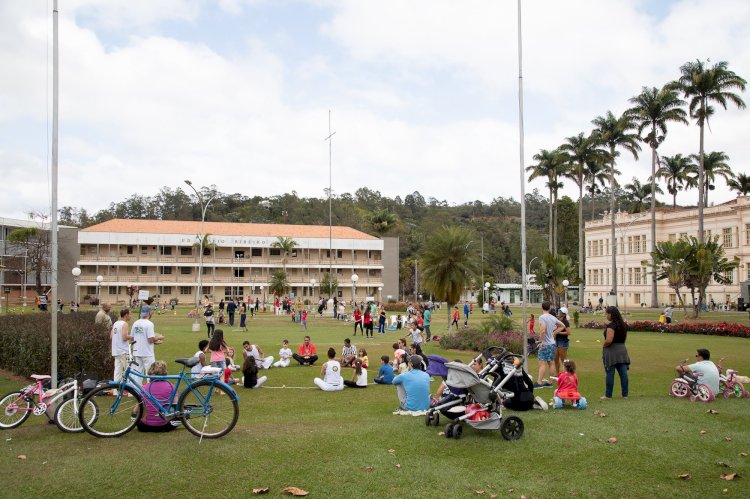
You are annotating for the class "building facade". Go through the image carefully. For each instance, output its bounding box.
[77,219,396,305]
[584,196,750,308]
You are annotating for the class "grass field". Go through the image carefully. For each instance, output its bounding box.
[1,306,749,498]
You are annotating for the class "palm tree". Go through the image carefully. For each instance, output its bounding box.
[527,148,566,255]
[420,226,479,329]
[533,252,576,308]
[626,85,687,307]
[269,269,289,297]
[646,240,692,316]
[676,59,747,242]
[271,236,298,273]
[727,172,750,196]
[591,110,641,301]
[560,132,607,302]
[370,208,399,235]
[623,177,663,213]
[690,151,733,206]
[683,236,739,318]
[584,158,612,221]
[657,154,696,208]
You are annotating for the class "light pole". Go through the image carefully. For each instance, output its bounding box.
[562,279,569,308]
[310,278,316,310]
[378,286,382,304]
[185,179,217,332]
[71,267,81,309]
[351,273,359,303]
[484,281,490,309]
[259,285,265,312]
[96,275,103,306]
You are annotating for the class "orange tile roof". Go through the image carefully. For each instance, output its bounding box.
[82,219,378,240]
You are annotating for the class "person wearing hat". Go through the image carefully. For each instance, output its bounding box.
[391,355,430,412]
[131,307,165,385]
[554,306,572,377]
[675,349,720,397]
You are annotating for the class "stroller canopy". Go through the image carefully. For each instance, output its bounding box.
[426,355,450,378]
[445,362,482,389]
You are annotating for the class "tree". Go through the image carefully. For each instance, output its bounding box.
[369,208,399,235]
[584,158,612,221]
[7,227,50,295]
[657,154,696,208]
[645,240,692,316]
[527,148,566,255]
[319,271,339,297]
[420,226,479,329]
[271,236,298,273]
[269,269,289,297]
[533,252,576,308]
[592,110,641,301]
[683,236,738,318]
[623,177,663,214]
[690,151,733,206]
[676,59,747,242]
[727,172,750,196]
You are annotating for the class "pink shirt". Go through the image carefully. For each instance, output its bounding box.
[210,346,226,362]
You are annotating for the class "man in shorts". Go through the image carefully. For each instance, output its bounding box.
[535,301,565,389]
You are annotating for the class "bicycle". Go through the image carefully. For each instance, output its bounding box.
[669,359,713,402]
[0,364,98,433]
[79,347,239,439]
[716,358,750,399]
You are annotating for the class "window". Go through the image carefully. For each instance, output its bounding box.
[680,232,687,239]
[234,269,245,278]
[159,246,172,256]
[668,233,676,243]
[723,270,734,284]
[746,224,750,245]
[633,236,641,254]
[160,286,172,295]
[723,228,733,248]
[180,286,191,295]
[598,241,603,256]
[605,239,609,256]
[235,251,245,259]
[180,247,192,256]
[140,266,148,275]
[291,250,298,258]
[633,293,641,306]
[201,286,210,296]
[669,294,676,304]
[203,247,211,256]
[180,267,192,275]
[251,248,262,257]
[159,266,172,275]
[87,286,97,295]
[127,245,134,255]
[270,248,281,256]
[627,237,633,254]
[108,286,118,295]
[141,246,148,255]
[202,267,210,275]
[337,290,343,298]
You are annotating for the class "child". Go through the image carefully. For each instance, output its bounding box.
[353,308,363,335]
[374,355,394,384]
[396,314,403,329]
[378,310,387,334]
[223,356,238,385]
[273,339,293,368]
[553,359,585,409]
[392,340,407,369]
[358,348,369,369]
[191,340,210,376]
[208,330,233,370]
[242,355,267,389]
[397,353,409,374]
[343,359,368,388]
[300,309,308,330]
[529,313,535,337]
[291,307,297,323]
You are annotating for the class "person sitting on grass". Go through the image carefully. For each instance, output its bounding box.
[676,348,720,397]
[396,352,409,375]
[134,361,177,433]
[340,338,357,367]
[553,359,584,408]
[392,355,430,412]
[241,341,274,369]
[241,355,268,389]
[358,348,369,369]
[272,339,293,368]
[293,335,318,366]
[313,347,344,391]
[374,355,394,384]
[392,339,407,369]
[344,359,368,388]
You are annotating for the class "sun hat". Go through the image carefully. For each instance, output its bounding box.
[558,307,568,316]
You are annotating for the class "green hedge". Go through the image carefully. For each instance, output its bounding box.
[0,311,112,379]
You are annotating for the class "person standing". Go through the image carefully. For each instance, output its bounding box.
[95,303,113,329]
[463,301,470,326]
[363,308,373,338]
[239,302,248,331]
[353,308,363,336]
[131,307,164,385]
[333,296,338,319]
[602,306,630,399]
[554,307,571,378]
[450,306,460,332]
[423,307,432,342]
[203,304,215,338]
[535,301,565,389]
[226,300,237,327]
[663,305,674,324]
[111,308,133,384]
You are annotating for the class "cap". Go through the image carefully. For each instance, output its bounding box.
[140,305,151,318]
[558,307,568,316]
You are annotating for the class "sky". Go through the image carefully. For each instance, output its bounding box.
[1,0,749,220]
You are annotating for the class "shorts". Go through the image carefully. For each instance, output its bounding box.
[556,338,570,349]
[539,344,556,362]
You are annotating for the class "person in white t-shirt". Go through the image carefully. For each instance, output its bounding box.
[313,348,344,391]
[676,348,720,397]
[343,359,368,388]
[191,340,210,375]
[131,307,164,384]
[111,308,134,383]
[272,339,293,368]
[241,341,274,369]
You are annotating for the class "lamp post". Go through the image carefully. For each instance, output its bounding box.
[351,273,359,302]
[562,279,570,308]
[96,275,103,306]
[310,278,316,310]
[185,180,217,332]
[378,286,382,304]
[259,285,265,312]
[71,267,81,309]
[484,281,490,309]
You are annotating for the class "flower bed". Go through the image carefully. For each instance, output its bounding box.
[581,320,750,338]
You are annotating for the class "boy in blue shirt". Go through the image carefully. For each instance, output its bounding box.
[374,355,395,384]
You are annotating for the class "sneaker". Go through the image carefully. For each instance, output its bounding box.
[543,382,553,387]
[533,383,544,389]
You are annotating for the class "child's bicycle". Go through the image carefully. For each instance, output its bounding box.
[716,358,750,399]
[78,343,239,439]
[0,363,98,433]
[669,359,714,402]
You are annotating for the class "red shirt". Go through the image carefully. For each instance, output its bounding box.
[452,310,459,320]
[354,309,362,322]
[554,372,581,400]
[298,343,317,356]
[363,311,372,324]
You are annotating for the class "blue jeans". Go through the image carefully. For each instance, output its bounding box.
[605,363,629,398]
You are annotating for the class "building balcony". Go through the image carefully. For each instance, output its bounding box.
[78,255,382,267]
[78,274,385,287]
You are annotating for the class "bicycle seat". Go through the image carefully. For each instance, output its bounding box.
[30,374,51,380]
[175,357,201,368]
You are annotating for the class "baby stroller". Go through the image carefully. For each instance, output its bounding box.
[425,347,525,440]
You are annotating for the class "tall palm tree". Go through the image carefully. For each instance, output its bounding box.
[271,236,298,273]
[690,151,733,206]
[646,240,692,316]
[533,252,576,308]
[683,235,739,318]
[584,158,612,221]
[420,226,479,329]
[626,85,687,307]
[527,148,566,255]
[727,172,750,196]
[560,132,607,302]
[269,269,289,297]
[657,154,696,208]
[623,177,663,213]
[677,59,747,242]
[370,208,399,235]
[591,111,641,301]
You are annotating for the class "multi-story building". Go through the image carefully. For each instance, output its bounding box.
[76,219,397,305]
[584,196,750,308]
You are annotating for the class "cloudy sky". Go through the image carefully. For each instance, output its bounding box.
[1,0,749,220]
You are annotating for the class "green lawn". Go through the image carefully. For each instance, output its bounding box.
[1,307,749,498]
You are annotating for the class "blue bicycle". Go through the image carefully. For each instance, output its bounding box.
[79,354,239,439]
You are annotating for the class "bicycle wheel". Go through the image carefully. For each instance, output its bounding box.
[695,384,712,403]
[80,386,142,437]
[670,381,689,398]
[55,397,98,433]
[178,381,238,438]
[0,391,32,429]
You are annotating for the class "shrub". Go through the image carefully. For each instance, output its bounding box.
[581,320,750,339]
[479,314,516,334]
[0,311,112,379]
[573,310,580,328]
[440,327,525,354]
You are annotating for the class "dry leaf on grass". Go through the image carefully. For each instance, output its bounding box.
[706,409,719,414]
[700,430,707,435]
[720,473,737,481]
[717,461,732,468]
[490,494,498,498]
[723,488,728,494]
[438,432,445,436]
[607,437,618,444]
[725,436,733,442]
[363,466,374,472]
[17,455,26,460]
[678,473,691,480]
[470,488,484,495]
[252,488,269,495]
[281,487,309,496]
[740,452,748,457]
[387,449,395,454]
[395,464,401,469]
[520,495,528,499]
[507,489,514,493]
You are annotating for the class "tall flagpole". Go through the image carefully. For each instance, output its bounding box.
[50,0,60,388]
[517,0,529,367]
[324,111,336,303]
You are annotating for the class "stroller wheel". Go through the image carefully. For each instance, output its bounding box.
[432,413,440,426]
[500,416,524,441]
[453,424,463,439]
[445,423,454,439]
[425,412,433,426]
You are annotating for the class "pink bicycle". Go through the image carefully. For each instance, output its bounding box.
[716,358,750,399]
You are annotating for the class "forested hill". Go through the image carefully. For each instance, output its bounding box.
[58,186,617,292]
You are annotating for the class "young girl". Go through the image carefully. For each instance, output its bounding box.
[242,355,267,389]
[208,329,233,370]
[529,313,535,337]
[343,359,368,388]
[392,340,407,369]
[300,309,308,330]
[353,308,363,335]
[363,308,373,338]
[397,353,409,374]
[358,349,369,369]
[553,359,585,409]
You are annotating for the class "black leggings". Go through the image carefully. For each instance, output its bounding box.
[353,322,363,334]
[343,380,367,388]
[207,323,215,338]
[137,420,176,433]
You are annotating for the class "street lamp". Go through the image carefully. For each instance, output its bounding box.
[310,278,316,309]
[378,286,382,304]
[562,279,570,308]
[484,281,490,308]
[351,273,359,302]
[96,275,103,306]
[71,267,81,309]
[259,285,265,312]
[185,179,217,332]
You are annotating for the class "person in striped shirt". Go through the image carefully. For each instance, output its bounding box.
[339,338,357,367]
